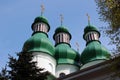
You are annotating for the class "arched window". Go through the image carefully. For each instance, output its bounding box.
[55,34,60,44]
[94,32,99,40]
[67,35,69,43]
[60,33,62,42]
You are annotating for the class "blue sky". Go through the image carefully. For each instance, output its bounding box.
[0,0,112,70]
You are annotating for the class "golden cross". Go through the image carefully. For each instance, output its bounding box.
[86,13,90,25]
[41,4,45,16]
[60,14,64,26]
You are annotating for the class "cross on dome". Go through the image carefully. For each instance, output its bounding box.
[41,4,45,16]
[60,14,64,26]
[86,13,90,25]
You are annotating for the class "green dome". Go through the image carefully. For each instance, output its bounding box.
[80,41,111,64]
[31,16,50,31]
[55,44,80,66]
[83,25,100,39]
[53,26,71,40]
[22,33,55,57]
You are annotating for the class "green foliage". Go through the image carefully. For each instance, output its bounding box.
[0,52,49,80]
[104,28,120,54]
[95,0,120,29]
[0,65,8,80]
[8,52,49,80]
[95,0,120,53]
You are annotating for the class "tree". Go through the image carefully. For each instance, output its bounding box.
[8,52,49,80]
[95,0,120,29]
[0,52,49,80]
[95,0,120,54]
[0,65,8,80]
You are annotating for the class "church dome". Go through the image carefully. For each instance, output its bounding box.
[80,41,111,64]
[81,24,111,64]
[53,26,80,66]
[22,32,55,57]
[55,44,80,66]
[31,16,50,31]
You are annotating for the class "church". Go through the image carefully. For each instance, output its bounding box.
[21,5,120,80]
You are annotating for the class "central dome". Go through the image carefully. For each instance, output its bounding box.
[55,44,80,66]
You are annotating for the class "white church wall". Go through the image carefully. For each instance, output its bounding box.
[32,52,56,76]
[56,64,79,77]
[80,60,105,70]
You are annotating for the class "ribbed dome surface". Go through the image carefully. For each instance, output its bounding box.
[80,41,111,64]
[22,33,55,57]
[55,44,80,66]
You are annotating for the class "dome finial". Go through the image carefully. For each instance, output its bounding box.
[86,13,90,26]
[41,4,45,16]
[60,14,64,26]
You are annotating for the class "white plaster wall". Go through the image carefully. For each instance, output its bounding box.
[56,64,79,77]
[32,52,56,76]
[80,60,105,70]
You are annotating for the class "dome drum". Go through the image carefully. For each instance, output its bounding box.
[31,16,50,32]
[53,26,72,40]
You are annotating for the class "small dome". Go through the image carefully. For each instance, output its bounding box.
[83,25,100,39]
[53,26,71,40]
[80,41,111,64]
[55,44,80,66]
[31,16,50,31]
[22,33,55,57]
